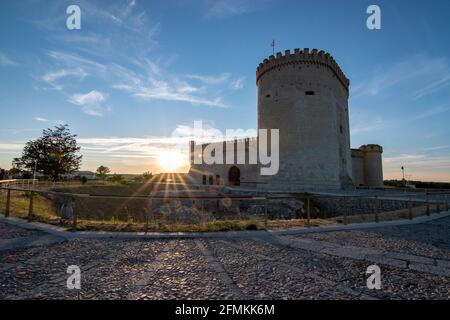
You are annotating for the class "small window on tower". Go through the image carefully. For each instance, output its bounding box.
[340,125,343,134]
[266,94,271,98]
[305,91,315,95]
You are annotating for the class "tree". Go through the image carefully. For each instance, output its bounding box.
[96,166,110,180]
[108,174,126,184]
[142,171,153,181]
[13,125,82,181]
[0,168,8,180]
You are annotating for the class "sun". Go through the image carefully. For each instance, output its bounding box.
[157,149,187,172]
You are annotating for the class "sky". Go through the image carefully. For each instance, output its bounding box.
[0,0,450,181]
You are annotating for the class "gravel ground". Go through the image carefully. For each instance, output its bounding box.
[233,238,449,299]
[0,221,45,240]
[0,217,449,300]
[299,217,450,259]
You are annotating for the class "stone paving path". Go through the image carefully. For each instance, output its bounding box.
[0,217,449,300]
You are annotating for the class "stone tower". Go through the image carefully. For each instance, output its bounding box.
[256,48,353,190]
[360,144,384,187]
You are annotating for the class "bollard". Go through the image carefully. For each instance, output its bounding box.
[373,197,379,223]
[28,192,34,222]
[306,197,311,227]
[408,196,413,220]
[5,189,11,217]
[436,194,440,213]
[426,193,430,216]
[343,197,348,225]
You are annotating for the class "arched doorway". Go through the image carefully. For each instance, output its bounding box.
[228,166,240,186]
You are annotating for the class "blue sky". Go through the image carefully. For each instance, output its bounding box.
[0,0,450,181]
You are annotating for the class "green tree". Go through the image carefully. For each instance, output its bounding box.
[96,165,111,180]
[13,125,82,181]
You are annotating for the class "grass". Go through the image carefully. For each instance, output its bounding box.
[0,190,59,222]
[267,218,336,229]
[74,218,264,232]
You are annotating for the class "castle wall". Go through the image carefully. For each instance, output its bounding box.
[188,139,258,187]
[256,49,352,191]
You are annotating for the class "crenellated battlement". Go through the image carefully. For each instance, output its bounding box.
[191,137,259,149]
[256,48,350,91]
[360,144,383,153]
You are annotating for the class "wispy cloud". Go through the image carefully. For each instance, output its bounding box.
[350,109,388,136]
[413,74,450,100]
[0,143,24,151]
[409,105,450,121]
[384,153,450,170]
[41,67,88,90]
[0,52,18,66]
[422,145,450,151]
[185,73,245,90]
[351,55,450,100]
[203,0,266,19]
[36,3,239,110]
[112,66,229,108]
[47,51,106,73]
[34,117,50,122]
[68,91,107,116]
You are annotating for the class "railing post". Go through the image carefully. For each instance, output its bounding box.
[264,198,268,229]
[408,196,413,220]
[373,196,379,223]
[145,199,150,234]
[72,205,77,232]
[28,192,34,222]
[201,199,205,225]
[306,197,311,227]
[426,193,430,216]
[5,189,11,217]
[445,194,449,212]
[436,194,440,213]
[343,197,348,225]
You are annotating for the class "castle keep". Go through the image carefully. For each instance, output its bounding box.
[188,48,383,191]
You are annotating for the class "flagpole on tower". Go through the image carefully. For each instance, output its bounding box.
[271,39,275,55]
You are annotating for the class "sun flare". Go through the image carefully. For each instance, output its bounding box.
[157,149,187,173]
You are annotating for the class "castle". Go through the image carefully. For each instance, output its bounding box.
[188,48,383,191]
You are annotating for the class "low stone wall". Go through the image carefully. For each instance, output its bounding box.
[311,196,422,218]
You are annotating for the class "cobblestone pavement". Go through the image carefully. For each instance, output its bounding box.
[0,217,449,300]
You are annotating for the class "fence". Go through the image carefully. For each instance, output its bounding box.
[1,186,449,232]
[0,186,269,232]
[310,191,450,225]
[0,179,38,189]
